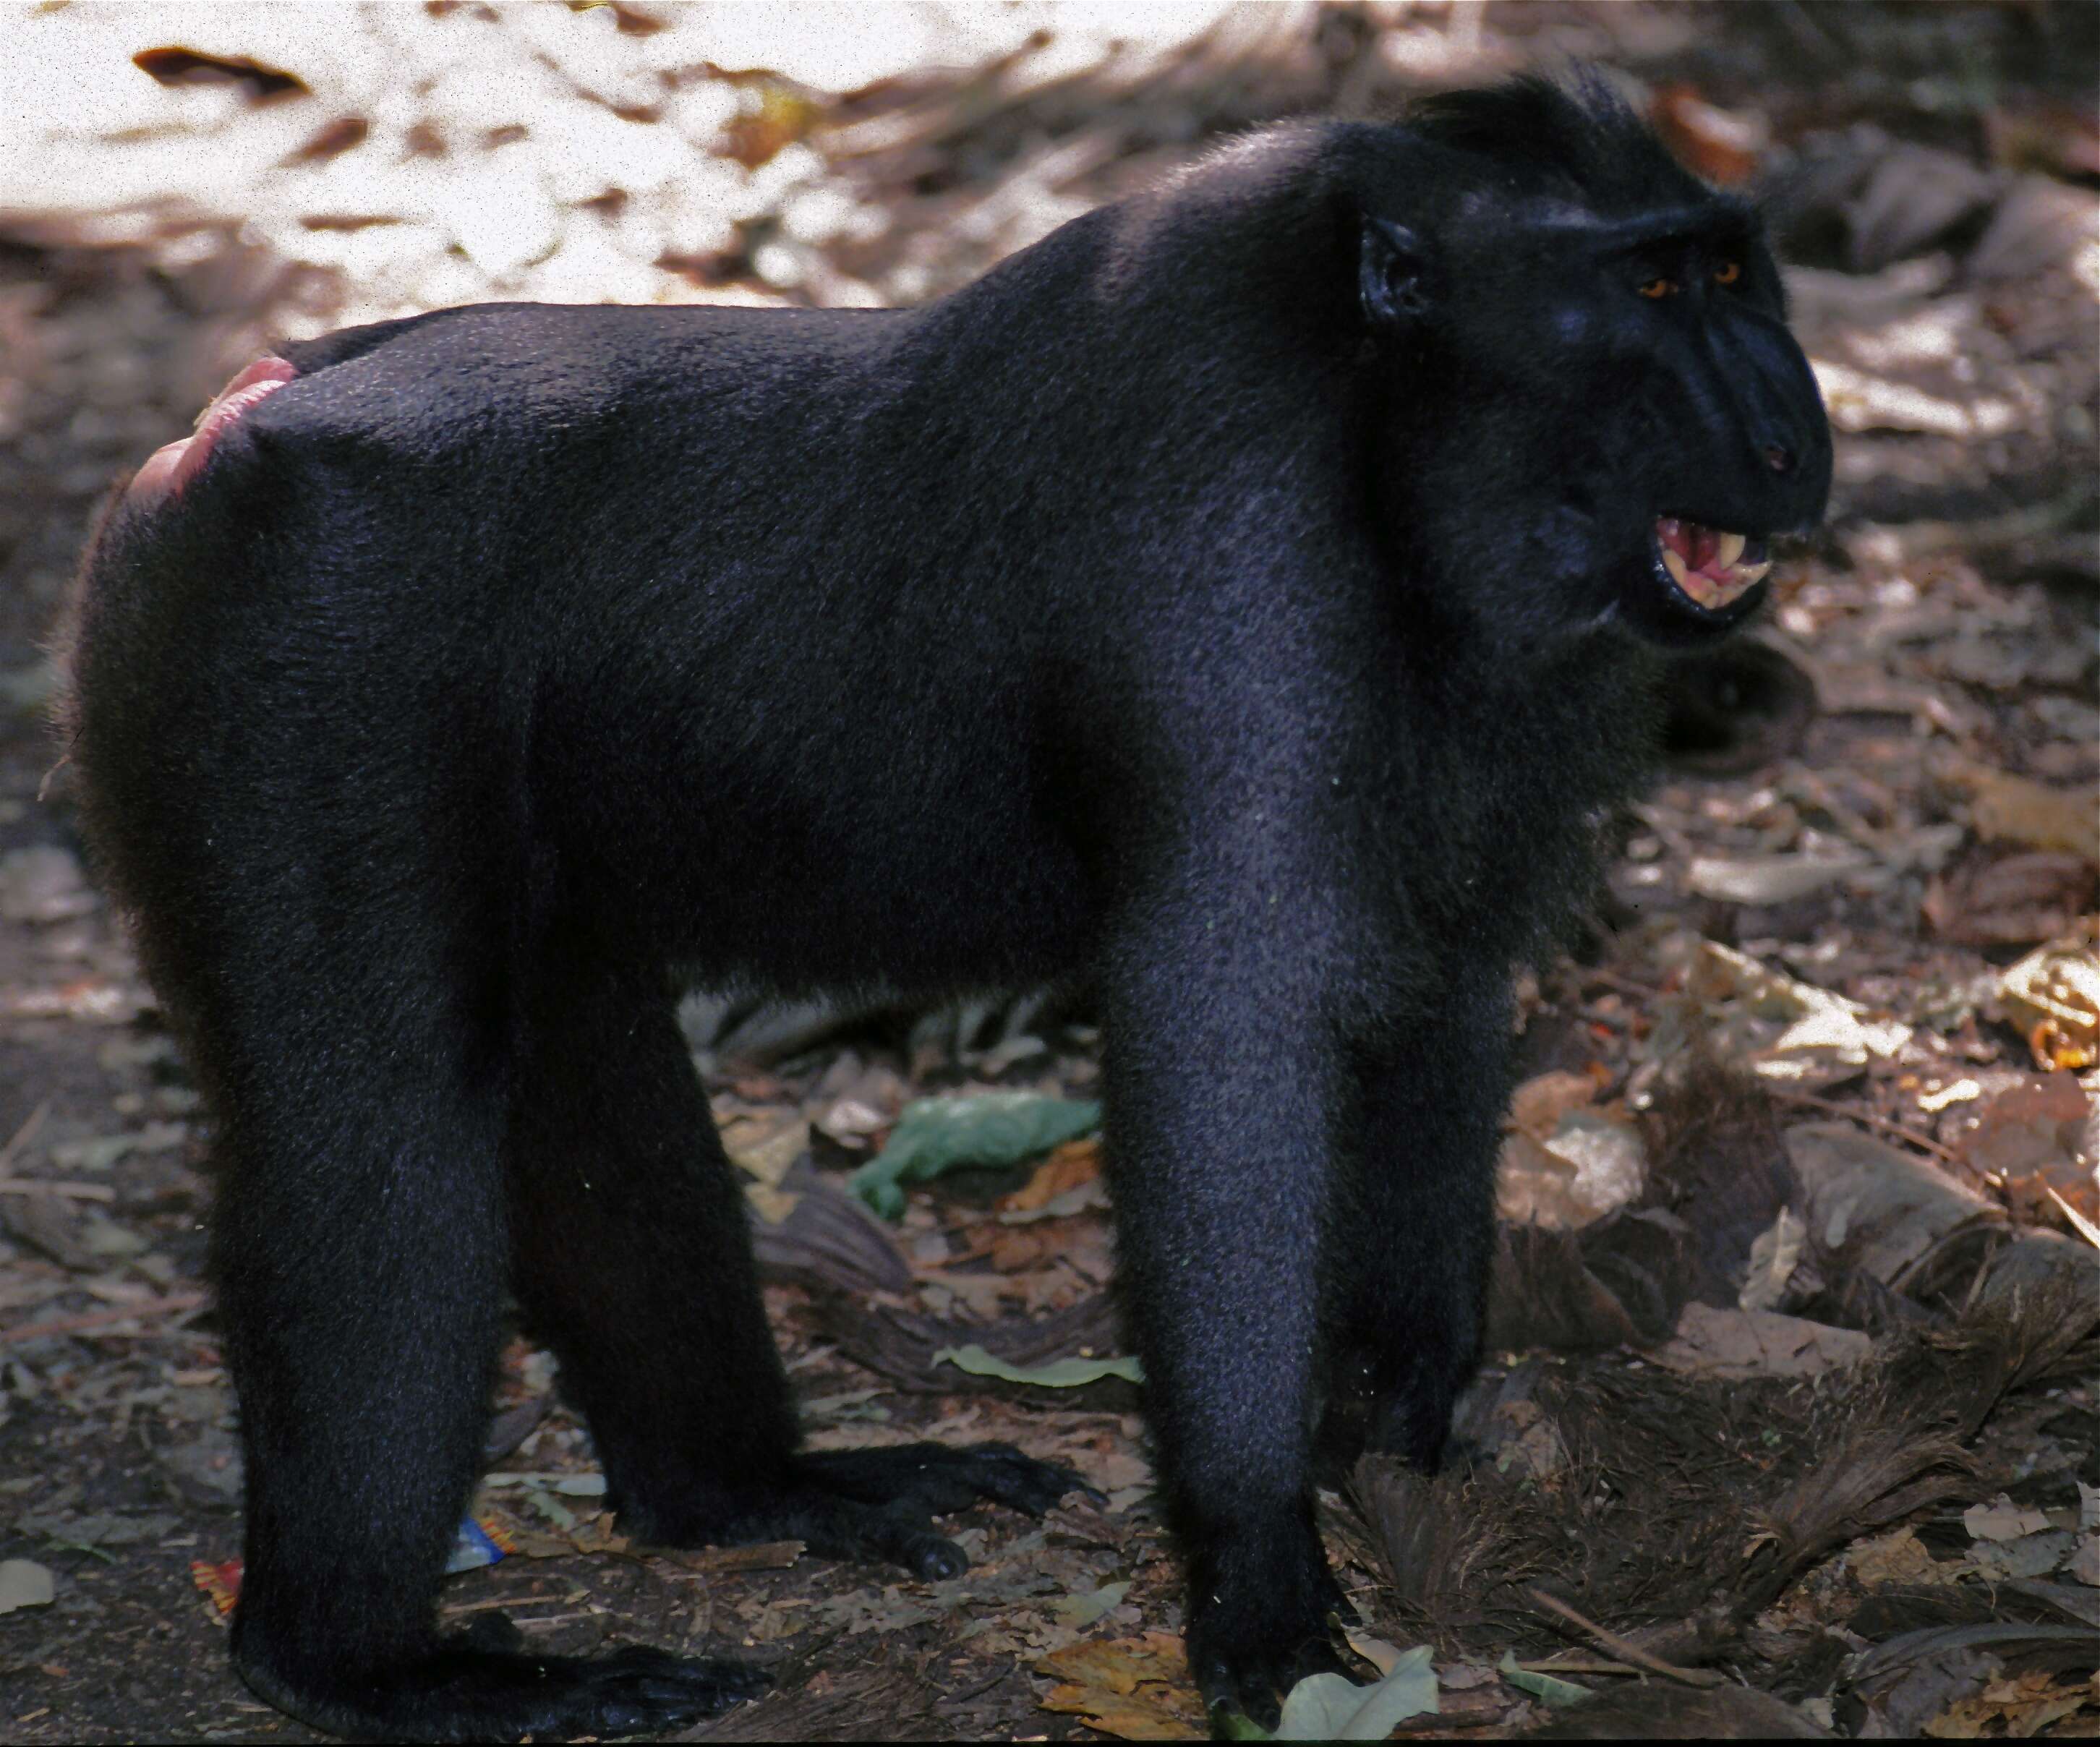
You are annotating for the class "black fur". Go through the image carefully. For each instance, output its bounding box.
[61,75,1828,1739]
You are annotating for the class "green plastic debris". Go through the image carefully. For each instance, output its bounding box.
[848,1092,1100,1218]
[933,1343,1143,1388]
[1215,1707,1274,1741]
[1498,1651,1594,1707]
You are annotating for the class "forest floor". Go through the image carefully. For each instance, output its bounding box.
[0,4,2095,1740]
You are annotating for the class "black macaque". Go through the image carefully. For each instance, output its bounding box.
[61,74,1829,1740]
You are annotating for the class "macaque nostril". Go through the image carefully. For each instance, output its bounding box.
[1763,443,1794,474]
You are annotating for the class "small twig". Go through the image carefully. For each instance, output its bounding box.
[0,1291,207,1345]
[440,1595,586,1618]
[2043,1182,2100,1250]
[0,1178,116,1203]
[1580,967,1664,1001]
[1524,1588,1725,1689]
[1767,1088,1962,1164]
[940,1665,1012,1708]
[1516,1657,1644,1678]
[656,1540,804,1576]
[0,1101,51,1171]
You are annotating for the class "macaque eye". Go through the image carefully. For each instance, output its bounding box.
[1713,259,1741,286]
[1637,276,1678,299]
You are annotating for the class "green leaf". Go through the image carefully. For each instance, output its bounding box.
[1276,1646,1438,1740]
[1498,1651,1594,1707]
[0,1559,55,1613]
[1051,1579,1131,1627]
[848,1093,1100,1218]
[932,1343,1143,1388]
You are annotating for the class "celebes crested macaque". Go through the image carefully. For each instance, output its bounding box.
[64,74,1828,1740]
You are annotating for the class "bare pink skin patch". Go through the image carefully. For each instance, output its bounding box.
[126,355,298,505]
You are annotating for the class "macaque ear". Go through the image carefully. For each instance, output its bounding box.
[1360,217,1431,327]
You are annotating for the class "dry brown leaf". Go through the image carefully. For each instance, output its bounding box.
[1952,764,2100,860]
[720,1114,809,1187]
[1038,1633,1188,1691]
[1924,852,2099,948]
[1950,1075,2098,1227]
[1851,1526,1952,1587]
[1841,143,1998,272]
[1923,1669,2098,1739]
[1495,1131,1590,1229]
[1686,848,1872,905]
[1812,358,2013,440]
[1968,176,2100,283]
[1508,1071,1597,1140]
[1500,1075,1647,1230]
[986,1224,1070,1273]
[1964,1497,2052,1543]
[1652,1303,1871,1380]
[1038,1631,1205,1740]
[1786,1122,1999,1292]
[1685,943,1912,1085]
[1986,102,2100,179]
[999,1137,1102,1213]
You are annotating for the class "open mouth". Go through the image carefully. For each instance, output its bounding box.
[1652,517,1771,613]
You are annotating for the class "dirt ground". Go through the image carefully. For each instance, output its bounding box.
[1,4,2096,1741]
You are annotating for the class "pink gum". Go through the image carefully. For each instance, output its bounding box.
[126,355,298,505]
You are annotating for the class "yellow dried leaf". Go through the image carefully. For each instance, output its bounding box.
[1850,1526,1949,1587]
[722,1116,809,1187]
[1507,1071,1597,1140]
[1041,1683,1205,1740]
[1924,1669,2096,1739]
[1953,763,2100,860]
[999,1138,1103,1213]
[1038,1633,1205,1740]
[1038,1630,1188,1693]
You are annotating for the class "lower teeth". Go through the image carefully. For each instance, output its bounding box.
[1660,544,1770,607]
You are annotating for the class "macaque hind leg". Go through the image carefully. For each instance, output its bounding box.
[504,952,1088,1574]
[213,963,756,1741]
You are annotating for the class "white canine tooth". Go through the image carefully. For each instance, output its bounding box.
[1660,545,1691,591]
[1715,531,1746,570]
[1738,560,1771,586]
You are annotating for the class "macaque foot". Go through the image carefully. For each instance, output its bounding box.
[1182,1519,1354,1733]
[630,1440,1095,1580]
[236,1621,767,1744]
